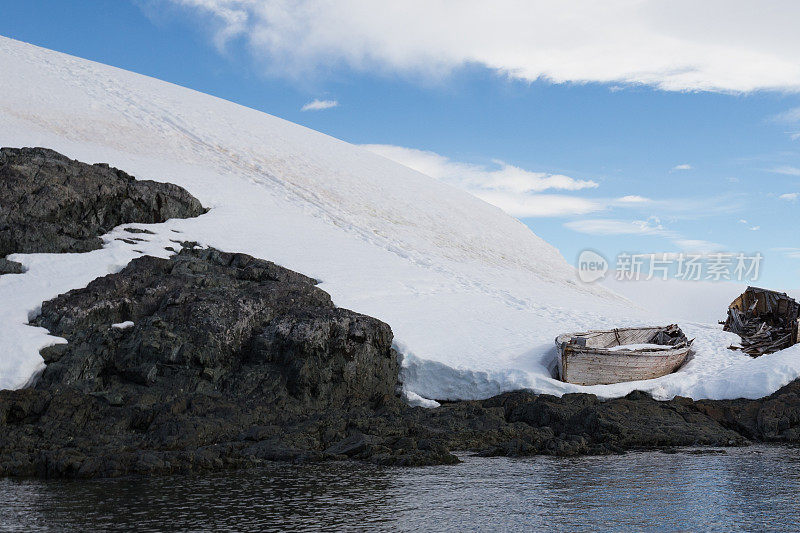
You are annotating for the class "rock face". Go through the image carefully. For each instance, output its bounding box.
[34,247,400,410]
[3,246,800,478]
[0,147,206,258]
[696,383,800,442]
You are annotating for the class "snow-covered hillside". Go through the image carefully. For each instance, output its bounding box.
[1,36,798,401]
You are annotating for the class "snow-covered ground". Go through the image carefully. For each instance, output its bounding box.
[1,36,798,401]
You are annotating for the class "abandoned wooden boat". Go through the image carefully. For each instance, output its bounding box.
[555,325,692,386]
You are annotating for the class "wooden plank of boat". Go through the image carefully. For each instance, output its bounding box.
[555,325,692,386]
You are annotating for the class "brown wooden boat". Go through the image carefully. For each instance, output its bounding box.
[555,325,692,386]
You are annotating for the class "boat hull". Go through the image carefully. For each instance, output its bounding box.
[555,326,691,386]
[558,345,691,386]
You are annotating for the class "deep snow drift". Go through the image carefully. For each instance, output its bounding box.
[1,36,798,401]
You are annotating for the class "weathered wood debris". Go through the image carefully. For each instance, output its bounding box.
[723,287,800,357]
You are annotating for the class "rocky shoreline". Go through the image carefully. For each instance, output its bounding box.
[1,148,800,479]
[2,244,800,478]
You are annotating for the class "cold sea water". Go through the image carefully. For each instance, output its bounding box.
[1,446,799,532]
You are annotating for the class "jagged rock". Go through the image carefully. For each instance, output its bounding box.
[32,247,400,411]
[405,389,747,458]
[696,380,800,442]
[0,147,206,258]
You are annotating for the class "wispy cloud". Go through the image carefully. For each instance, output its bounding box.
[772,107,800,123]
[363,145,598,193]
[617,194,744,219]
[361,144,601,217]
[739,219,761,231]
[773,247,800,259]
[361,144,746,220]
[165,0,800,93]
[564,218,724,252]
[616,195,651,203]
[769,166,800,176]
[672,164,692,171]
[671,239,725,252]
[301,99,338,111]
[780,192,799,201]
[565,218,672,237]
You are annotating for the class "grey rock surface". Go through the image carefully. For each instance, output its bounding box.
[0,257,24,274]
[0,147,206,258]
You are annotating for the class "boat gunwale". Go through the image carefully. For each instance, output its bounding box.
[560,344,692,358]
[555,325,693,357]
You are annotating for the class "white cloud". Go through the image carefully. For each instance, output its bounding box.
[361,144,601,217]
[672,164,692,171]
[618,194,744,218]
[564,218,671,237]
[564,218,724,252]
[166,0,800,93]
[773,107,800,123]
[780,192,799,201]
[360,144,742,219]
[671,239,726,252]
[363,144,598,193]
[738,219,760,231]
[616,195,651,203]
[301,99,338,111]
[773,247,800,259]
[770,166,800,176]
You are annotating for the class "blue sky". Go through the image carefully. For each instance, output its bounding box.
[2,0,799,287]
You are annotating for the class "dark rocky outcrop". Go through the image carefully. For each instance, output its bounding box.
[32,247,398,411]
[2,246,800,479]
[0,147,206,258]
[696,383,800,442]
[0,247,453,477]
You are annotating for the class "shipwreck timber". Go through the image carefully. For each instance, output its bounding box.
[724,287,800,357]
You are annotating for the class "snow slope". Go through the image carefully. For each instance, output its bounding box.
[1,36,798,401]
